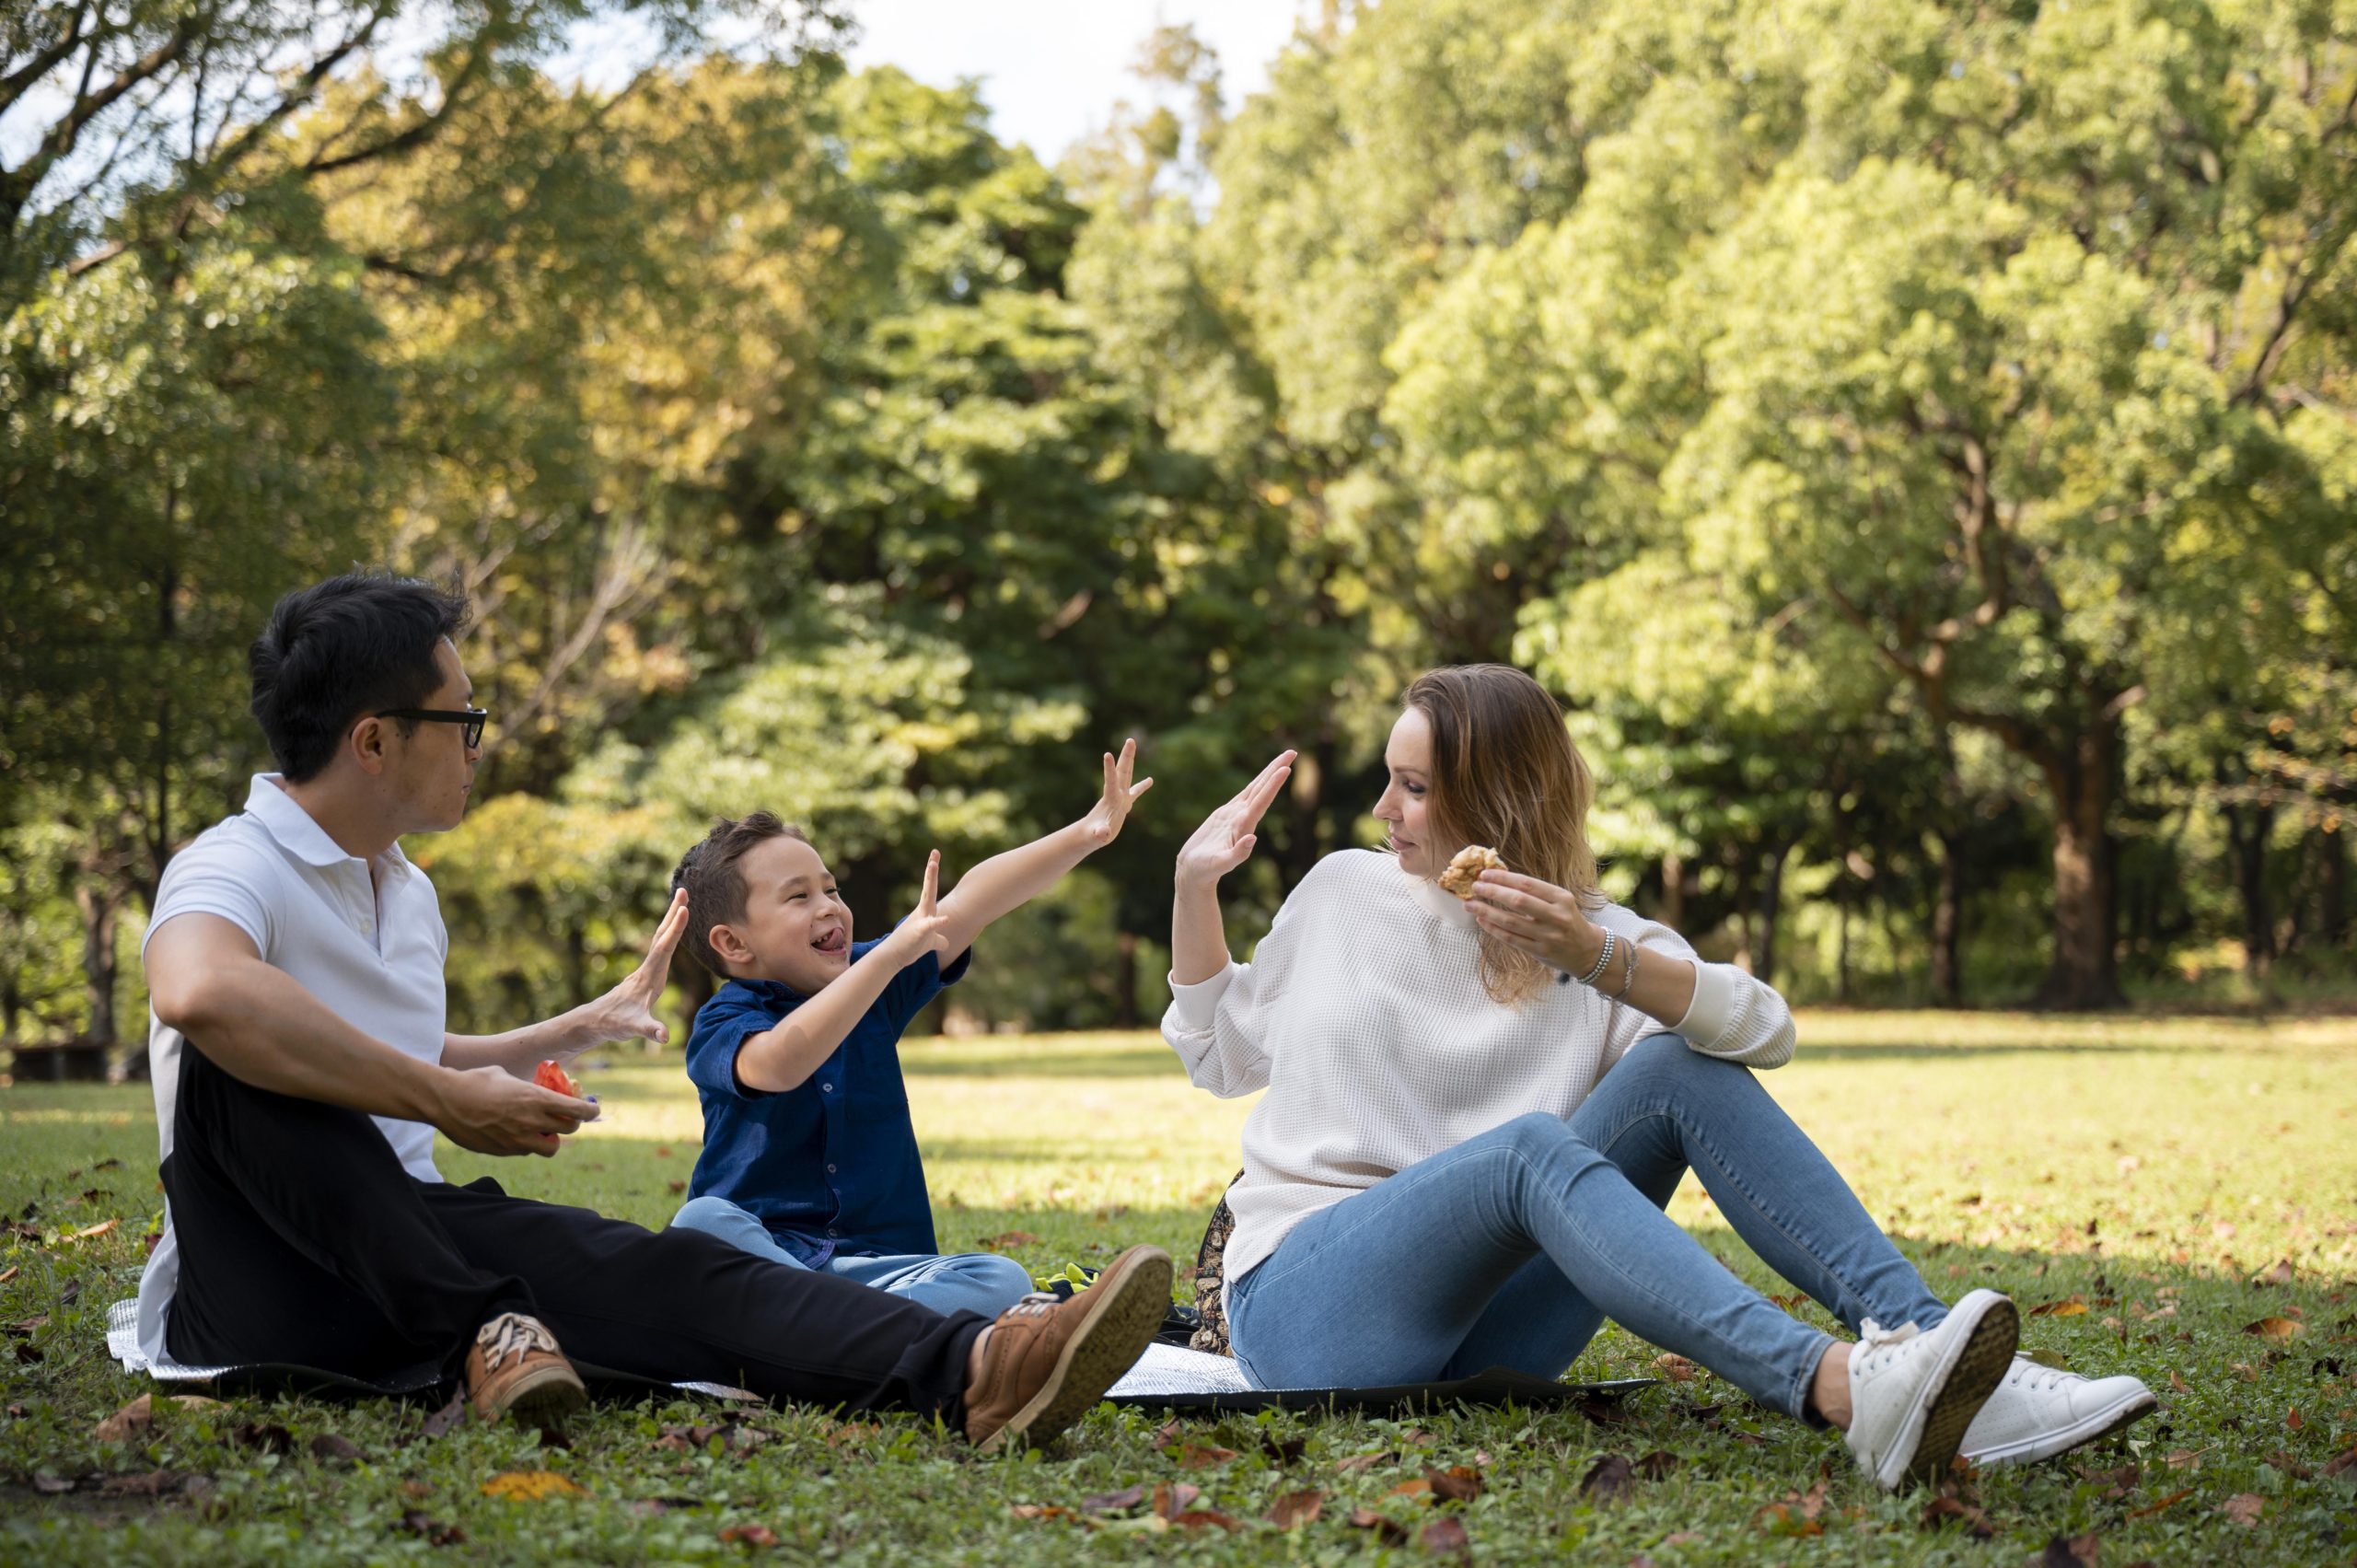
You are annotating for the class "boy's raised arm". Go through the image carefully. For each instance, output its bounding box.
[933,739,1154,959]
[736,854,950,1094]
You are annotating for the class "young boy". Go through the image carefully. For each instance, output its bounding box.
[667,741,1154,1317]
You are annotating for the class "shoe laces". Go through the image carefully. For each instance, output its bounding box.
[997,1292,1062,1323]
[1852,1317,1922,1375]
[476,1313,558,1372]
[2000,1355,2074,1394]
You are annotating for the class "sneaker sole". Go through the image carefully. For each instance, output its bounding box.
[1963,1387,2158,1467]
[1893,1293,2020,1490]
[482,1363,587,1429]
[982,1245,1172,1453]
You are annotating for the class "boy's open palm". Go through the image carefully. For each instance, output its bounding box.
[1082,737,1155,846]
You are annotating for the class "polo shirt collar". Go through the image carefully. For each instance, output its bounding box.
[242,773,412,876]
[732,975,808,1006]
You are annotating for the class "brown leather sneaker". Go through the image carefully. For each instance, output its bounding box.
[464,1312,586,1427]
[965,1243,1172,1451]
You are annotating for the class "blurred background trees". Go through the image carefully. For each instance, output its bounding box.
[5,0,2351,1060]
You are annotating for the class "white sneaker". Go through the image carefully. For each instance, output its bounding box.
[1842,1288,2020,1492]
[1958,1356,2156,1466]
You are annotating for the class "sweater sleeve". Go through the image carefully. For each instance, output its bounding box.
[1160,870,1325,1099]
[1596,907,1796,1071]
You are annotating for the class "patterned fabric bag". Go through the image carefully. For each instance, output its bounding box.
[1187,1170,1244,1356]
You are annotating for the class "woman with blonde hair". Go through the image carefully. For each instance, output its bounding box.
[1166,664,2152,1491]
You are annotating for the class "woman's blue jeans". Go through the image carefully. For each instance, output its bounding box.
[1225,1033,1948,1418]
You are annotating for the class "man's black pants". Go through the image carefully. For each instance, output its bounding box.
[160,1040,985,1419]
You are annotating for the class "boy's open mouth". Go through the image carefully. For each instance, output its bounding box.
[811,927,848,956]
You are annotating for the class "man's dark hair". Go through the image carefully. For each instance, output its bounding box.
[250,574,470,783]
[671,812,812,977]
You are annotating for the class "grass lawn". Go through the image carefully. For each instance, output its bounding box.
[3,1011,2354,1564]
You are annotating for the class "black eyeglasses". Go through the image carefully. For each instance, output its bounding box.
[375,706,490,748]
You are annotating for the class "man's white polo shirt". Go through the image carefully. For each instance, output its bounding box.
[133,774,451,1364]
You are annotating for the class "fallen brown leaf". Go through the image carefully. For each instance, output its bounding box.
[1419,1516,1470,1557]
[2075,1461,2138,1499]
[419,1395,466,1438]
[2031,1295,2089,1318]
[2037,1534,2099,1567]
[1171,1509,1239,1530]
[717,1523,777,1546]
[1260,1433,1306,1465]
[1347,1507,1410,1546]
[1920,1496,1993,1538]
[98,1469,204,1497]
[1426,1464,1483,1503]
[1269,1490,1324,1528]
[1387,1477,1433,1500]
[981,1231,1039,1249]
[310,1433,363,1466]
[1334,1450,1395,1473]
[1149,1481,1199,1520]
[69,1218,120,1241]
[2323,1447,2357,1481]
[1582,1453,1636,1502]
[1008,1504,1080,1523]
[2244,1316,2305,1342]
[1635,1449,1681,1481]
[1653,1353,1699,1382]
[232,1423,294,1454]
[2218,1493,2265,1527]
[2163,1447,2204,1470]
[94,1393,222,1443]
[2256,1259,2295,1286]
[1172,1442,1237,1469]
[1080,1482,1146,1516]
[2125,1486,2192,1519]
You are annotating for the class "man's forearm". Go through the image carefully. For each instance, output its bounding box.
[1170,874,1232,986]
[935,821,1095,955]
[443,1006,607,1077]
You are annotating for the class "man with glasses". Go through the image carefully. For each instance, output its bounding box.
[134,573,1170,1442]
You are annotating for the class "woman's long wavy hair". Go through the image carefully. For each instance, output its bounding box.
[1404,665,1605,1006]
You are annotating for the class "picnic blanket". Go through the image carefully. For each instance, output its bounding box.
[108,1299,1652,1416]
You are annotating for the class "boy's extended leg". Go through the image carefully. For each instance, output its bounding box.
[428,1180,988,1419]
[830,1251,1039,1318]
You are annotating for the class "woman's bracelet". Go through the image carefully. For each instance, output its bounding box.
[1612,936,1640,1001]
[1575,930,1617,988]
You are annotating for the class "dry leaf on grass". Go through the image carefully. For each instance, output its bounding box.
[1425,1465,1483,1503]
[2126,1486,2192,1519]
[1919,1496,1993,1538]
[718,1524,778,1547]
[1335,1451,1396,1473]
[1653,1353,1699,1382]
[2037,1534,2100,1567]
[1079,1483,1146,1516]
[479,1470,586,1501]
[1581,1453,1635,1502]
[1149,1481,1199,1520]
[2218,1493,2265,1527]
[2030,1295,2089,1318]
[94,1393,221,1443]
[309,1433,363,1466]
[1172,1442,1237,1469]
[419,1395,466,1439]
[2323,1448,2357,1481]
[69,1219,120,1241]
[1346,1507,1410,1546]
[1387,1477,1432,1501]
[1419,1516,1471,1557]
[1268,1490,1324,1528]
[1170,1509,1240,1530]
[394,1509,466,1547]
[2244,1316,2305,1342]
[1009,1504,1080,1523]
[1636,1449,1681,1480]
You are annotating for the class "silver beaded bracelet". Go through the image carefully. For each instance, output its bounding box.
[1576,930,1618,988]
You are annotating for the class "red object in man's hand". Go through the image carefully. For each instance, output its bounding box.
[534,1059,584,1098]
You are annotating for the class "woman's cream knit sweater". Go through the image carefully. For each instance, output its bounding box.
[1162,849,1797,1304]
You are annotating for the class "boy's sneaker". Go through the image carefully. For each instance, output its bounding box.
[1959,1357,2156,1466]
[1843,1289,2019,1491]
[965,1243,1172,1451]
[465,1312,586,1427]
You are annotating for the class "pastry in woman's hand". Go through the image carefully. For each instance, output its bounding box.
[1437,845,1505,899]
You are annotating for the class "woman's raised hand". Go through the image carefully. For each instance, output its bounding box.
[1176,749,1297,888]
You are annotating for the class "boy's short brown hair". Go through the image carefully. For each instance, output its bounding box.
[670,812,812,977]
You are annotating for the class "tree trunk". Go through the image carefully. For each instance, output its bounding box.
[1930,830,1965,1007]
[1113,930,1140,1029]
[75,881,122,1048]
[1753,843,1786,988]
[2224,801,2276,977]
[2314,823,2347,951]
[1660,850,1685,930]
[2035,722,2124,1009]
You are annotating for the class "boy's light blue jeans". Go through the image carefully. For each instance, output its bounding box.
[1225,1033,1950,1418]
[669,1197,1037,1319]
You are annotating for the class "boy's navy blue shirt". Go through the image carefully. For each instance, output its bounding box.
[683,936,970,1266]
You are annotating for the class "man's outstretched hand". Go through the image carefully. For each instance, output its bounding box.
[1080,737,1155,847]
[439,1064,599,1157]
[586,889,691,1047]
